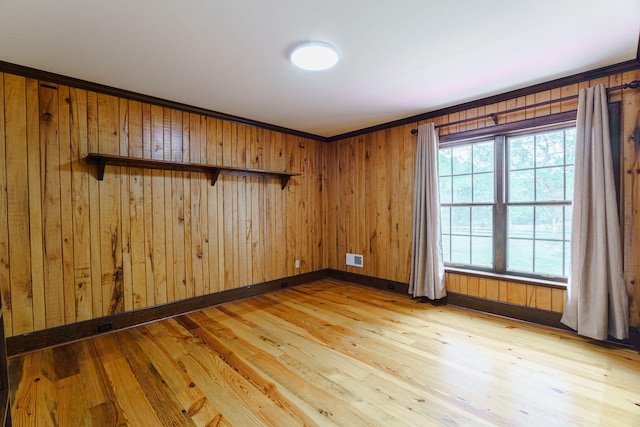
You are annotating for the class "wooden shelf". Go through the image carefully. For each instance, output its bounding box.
[86,153,299,189]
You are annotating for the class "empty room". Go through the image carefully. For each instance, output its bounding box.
[0,1,639,425]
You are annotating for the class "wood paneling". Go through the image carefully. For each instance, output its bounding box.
[622,69,640,326]
[0,73,324,338]
[325,73,639,321]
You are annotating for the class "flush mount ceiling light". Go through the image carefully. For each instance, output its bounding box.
[290,41,339,71]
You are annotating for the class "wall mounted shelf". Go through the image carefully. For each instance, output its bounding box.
[86,153,299,189]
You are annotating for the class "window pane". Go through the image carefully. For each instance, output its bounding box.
[451,235,470,264]
[472,206,493,236]
[442,235,451,263]
[508,136,534,170]
[439,148,452,176]
[473,141,494,173]
[565,129,576,164]
[507,239,533,273]
[472,236,493,267]
[536,131,564,167]
[564,241,571,277]
[451,207,470,235]
[565,165,574,200]
[535,205,564,240]
[439,176,452,204]
[473,172,494,203]
[535,240,564,276]
[509,169,534,202]
[452,175,472,203]
[440,206,451,234]
[452,146,472,174]
[564,205,572,241]
[508,206,533,239]
[536,167,564,201]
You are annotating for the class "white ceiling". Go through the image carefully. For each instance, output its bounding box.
[0,1,638,138]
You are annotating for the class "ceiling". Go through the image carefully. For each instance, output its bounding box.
[0,1,639,138]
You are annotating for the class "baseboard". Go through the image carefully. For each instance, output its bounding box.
[7,270,330,357]
[446,292,568,330]
[326,269,409,294]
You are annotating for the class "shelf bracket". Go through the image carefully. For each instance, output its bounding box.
[280,175,292,190]
[96,158,107,180]
[210,168,221,186]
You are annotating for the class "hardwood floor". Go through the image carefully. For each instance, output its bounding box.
[8,279,640,426]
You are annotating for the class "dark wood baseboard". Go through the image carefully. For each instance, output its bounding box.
[7,270,330,357]
[446,292,568,330]
[326,269,409,295]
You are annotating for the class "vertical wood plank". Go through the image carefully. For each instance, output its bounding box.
[188,113,204,297]
[486,279,499,301]
[182,112,194,299]
[97,93,123,316]
[151,105,167,305]
[142,103,155,307]
[551,288,565,313]
[163,108,175,302]
[5,74,34,334]
[119,98,133,313]
[535,287,552,311]
[128,100,147,309]
[249,127,264,283]
[87,91,102,319]
[0,73,12,335]
[58,85,75,324]
[25,79,46,332]
[170,109,186,301]
[466,276,479,297]
[235,124,248,285]
[388,127,400,280]
[40,82,64,328]
[222,120,235,289]
[215,118,226,291]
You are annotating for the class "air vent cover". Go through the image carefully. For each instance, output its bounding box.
[346,253,363,268]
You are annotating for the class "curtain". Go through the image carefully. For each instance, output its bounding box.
[561,84,629,340]
[409,123,446,299]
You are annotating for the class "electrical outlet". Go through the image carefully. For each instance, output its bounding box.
[295,259,300,269]
[97,322,112,333]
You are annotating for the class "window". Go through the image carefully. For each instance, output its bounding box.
[439,126,576,281]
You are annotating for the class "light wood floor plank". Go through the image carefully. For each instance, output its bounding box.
[9,279,640,426]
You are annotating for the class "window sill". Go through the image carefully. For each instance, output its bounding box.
[444,267,567,290]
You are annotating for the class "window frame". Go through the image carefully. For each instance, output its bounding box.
[440,124,575,282]
[438,104,622,285]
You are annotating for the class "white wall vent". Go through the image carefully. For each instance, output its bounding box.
[346,253,363,268]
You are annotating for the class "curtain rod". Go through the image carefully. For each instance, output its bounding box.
[410,80,640,134]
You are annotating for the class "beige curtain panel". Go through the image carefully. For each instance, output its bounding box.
[561,84,629,340]
[409,123,446,300]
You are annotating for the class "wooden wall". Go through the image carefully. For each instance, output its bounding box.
[325,70,640,324]
[0,72,325,338]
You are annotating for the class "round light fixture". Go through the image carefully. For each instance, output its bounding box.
[290,41,339,71]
